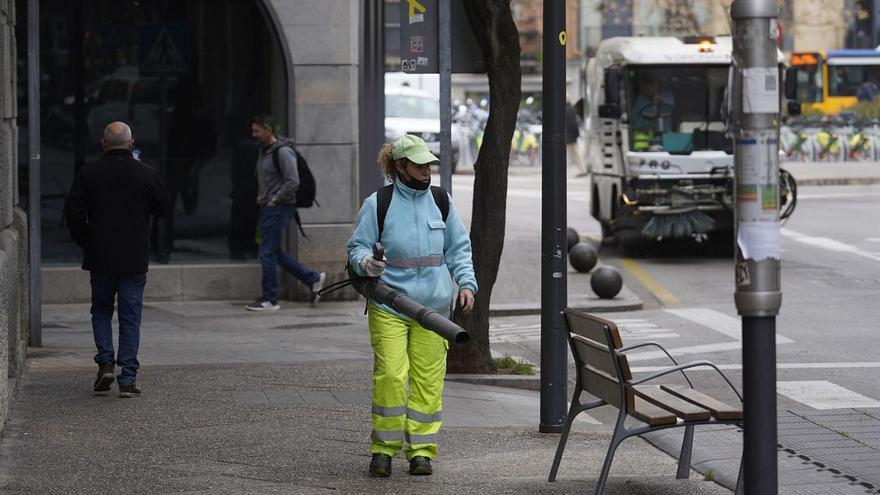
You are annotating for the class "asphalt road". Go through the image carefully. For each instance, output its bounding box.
[447,168,880,491]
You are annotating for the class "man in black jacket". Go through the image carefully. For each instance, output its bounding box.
[65,121,171,398]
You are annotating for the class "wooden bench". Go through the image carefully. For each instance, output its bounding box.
[548,308,744,494]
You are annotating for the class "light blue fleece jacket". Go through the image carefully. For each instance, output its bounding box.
[347,178,478,319]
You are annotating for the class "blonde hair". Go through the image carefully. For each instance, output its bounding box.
[377,143,400,180]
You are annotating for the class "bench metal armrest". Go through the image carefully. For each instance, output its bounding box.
[617,341,693,388]
[626,360,743,402]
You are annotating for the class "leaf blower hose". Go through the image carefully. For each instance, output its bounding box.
[316,242,470,346]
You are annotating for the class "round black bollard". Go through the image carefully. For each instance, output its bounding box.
[569,242,598,273]
[567,227,579,252]
[590,265,623,299]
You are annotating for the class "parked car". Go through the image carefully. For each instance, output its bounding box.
[385,84,461,171]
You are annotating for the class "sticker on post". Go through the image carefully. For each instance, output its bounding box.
[737,221,780,261]
[742,67,779,114]
[735,261,751,287]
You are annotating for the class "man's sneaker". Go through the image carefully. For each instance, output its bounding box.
[118,383,142,398]
[309,272,327,307]
[245,299,280,312]
[93,363,115,392]
[369,453,392,477]
[408,456,433,475]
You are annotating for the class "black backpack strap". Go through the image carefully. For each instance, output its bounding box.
[271,143,294,179]
[376,184,394,241]
[271,146,282,177]
[430,185,449,221]
[293,210,308,239]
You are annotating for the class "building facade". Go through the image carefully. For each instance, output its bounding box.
[1,0,31,427]
[15,0,365,303]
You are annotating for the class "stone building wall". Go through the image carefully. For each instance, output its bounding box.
[0,0,30,428]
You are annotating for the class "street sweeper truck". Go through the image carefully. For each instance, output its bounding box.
[584,35,792,244]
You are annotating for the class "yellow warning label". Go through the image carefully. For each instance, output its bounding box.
[559,31,567,46]
[408,0,426,18]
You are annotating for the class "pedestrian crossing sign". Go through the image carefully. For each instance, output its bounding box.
[139,24,190,75]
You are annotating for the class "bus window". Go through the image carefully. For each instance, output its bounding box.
[794,64,822,102]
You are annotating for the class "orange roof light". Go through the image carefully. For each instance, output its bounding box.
[790,53,819,66]
[698,40,715,53]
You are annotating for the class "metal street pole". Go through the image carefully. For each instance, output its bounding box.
[28,0,42,347]
[540,0,567,434]
[439,0,452,193]
[731,1,781,493]
[358,0,385,201]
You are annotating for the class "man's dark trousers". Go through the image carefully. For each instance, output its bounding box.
[259,205,319,303]
[90,272,147,385]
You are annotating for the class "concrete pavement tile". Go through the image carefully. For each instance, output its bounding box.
[231,391,270,405]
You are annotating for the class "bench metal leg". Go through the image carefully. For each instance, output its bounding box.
[548,408,577,482]
[595,435,623,495]
[594,411,628,495]
[676,424,695,479]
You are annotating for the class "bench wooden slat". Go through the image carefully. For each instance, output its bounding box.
[634,385,712,421]
[571,335,632,381]
[579,365,633,410]
[660,385,743,421]
[564,309,623,349]
[631,396,677,426]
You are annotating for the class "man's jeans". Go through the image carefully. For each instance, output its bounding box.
[90,272,147,385]
[259,205,319,302]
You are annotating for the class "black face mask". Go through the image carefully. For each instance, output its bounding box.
[400,168,430,190]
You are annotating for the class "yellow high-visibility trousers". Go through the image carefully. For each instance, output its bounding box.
[368,304,448,460]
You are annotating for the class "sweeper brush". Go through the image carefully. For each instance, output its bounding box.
[641,209,715,239]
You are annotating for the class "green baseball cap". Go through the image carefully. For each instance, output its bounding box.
[391,134,439,165]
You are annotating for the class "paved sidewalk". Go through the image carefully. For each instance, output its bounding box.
[0,300,730,494]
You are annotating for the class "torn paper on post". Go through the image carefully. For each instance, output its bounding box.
[737,221,780,261]
[742,67,779,114]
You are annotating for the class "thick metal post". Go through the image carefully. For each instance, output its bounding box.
[731,1,781,493]
[358,0,386,201]
[439,0,452,193]
[27,0,42,347]
[540,0,567,434]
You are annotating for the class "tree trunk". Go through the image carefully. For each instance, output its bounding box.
[448,0,521,374]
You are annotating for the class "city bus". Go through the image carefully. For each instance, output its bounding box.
[790,49,880,115]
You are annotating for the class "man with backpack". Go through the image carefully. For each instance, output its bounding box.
[246,114,325,311]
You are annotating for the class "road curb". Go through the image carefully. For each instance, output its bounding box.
[791,177,880,186]
[489,285,643,317]
[445,374,540,390]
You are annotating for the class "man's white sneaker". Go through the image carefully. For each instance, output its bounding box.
[245,299,280,311]
[310,272,327,307]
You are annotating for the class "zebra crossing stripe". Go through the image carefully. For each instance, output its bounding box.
[777,380,880,410]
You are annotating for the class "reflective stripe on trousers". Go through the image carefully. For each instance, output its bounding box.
[369,304,448,460]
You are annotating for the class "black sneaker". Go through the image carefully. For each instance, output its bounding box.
[408,456,432,475]
[245,299,280,312]
[309,272,327,307]
[118,383,142,398]
[369,453,392,477]
[93,363,115,392]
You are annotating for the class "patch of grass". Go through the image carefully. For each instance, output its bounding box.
[493,356,535,375]
[703,469,715,482]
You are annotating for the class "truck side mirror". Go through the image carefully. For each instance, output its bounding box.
[784,67,798,100]
[604,67,622,105]
[598,104,621,118]
[601,68,623,119]
[787,100,802,117]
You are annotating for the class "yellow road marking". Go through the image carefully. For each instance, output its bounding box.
[619,258,680,306]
